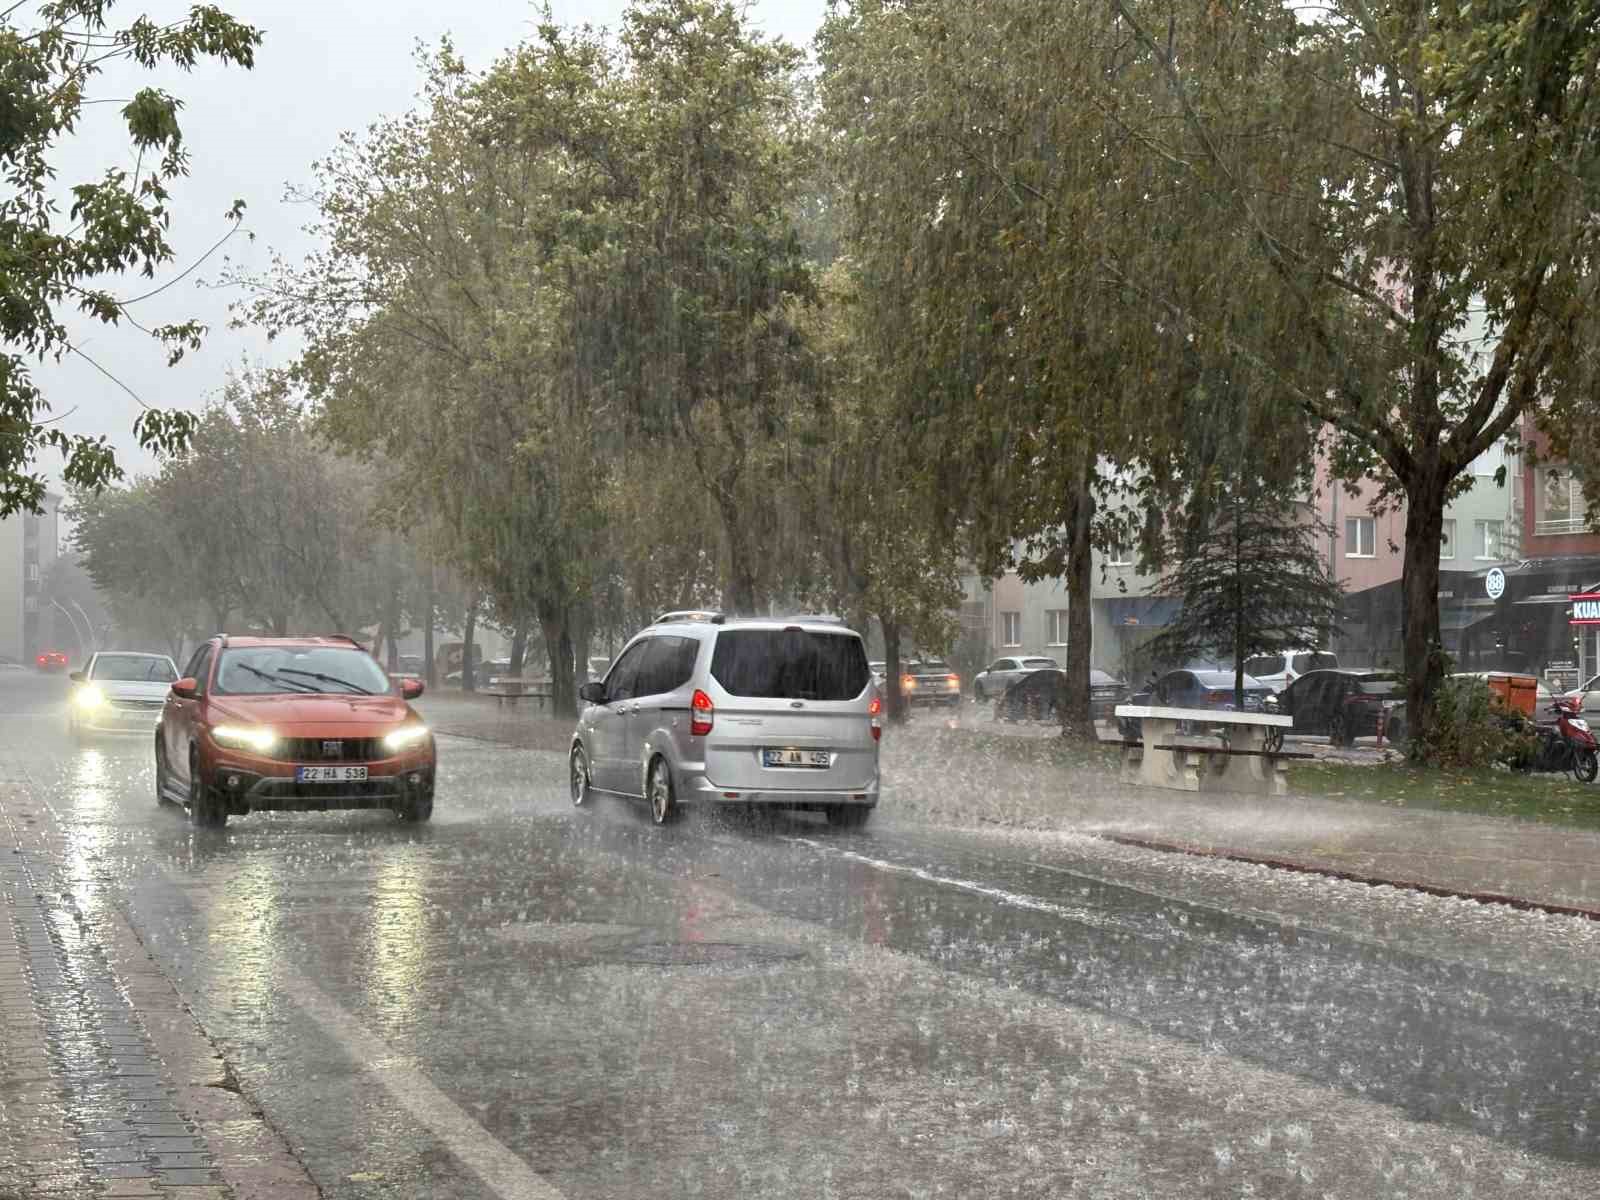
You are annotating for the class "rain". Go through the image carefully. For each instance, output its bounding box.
[7,1,1600,1198]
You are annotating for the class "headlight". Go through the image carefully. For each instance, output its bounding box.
[75,685,105,709]
[211,724,278,753]
[383,724,431,752]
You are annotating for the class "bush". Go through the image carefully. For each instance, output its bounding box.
[1414,677,1540,769]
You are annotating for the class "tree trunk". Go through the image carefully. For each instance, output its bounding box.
[508,622,529,677]
[719,499,760,615]
[882,617,907,724]
[462,599,478,693]
[1233,490,1246,708]
[373,617,388,669]
[539,602,577,718]
[572,609,593,684]
[1059,449,1096,742]
[423,567,437,688]
[1401,470,1449,754]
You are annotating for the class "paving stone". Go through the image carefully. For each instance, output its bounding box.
[151,1153,212,1169]
[154,1169,221,1185]
[96,1180,161,1197]
[140,1137,207,1152]
[97,1163,154,1179]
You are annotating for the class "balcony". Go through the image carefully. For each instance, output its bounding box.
[1535,516,1593,536]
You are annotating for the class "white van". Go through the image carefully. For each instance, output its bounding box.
[1242,650,1339,693]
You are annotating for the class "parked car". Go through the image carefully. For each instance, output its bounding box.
[1268,669,1402,746]
[900,659,962,708]
[0,654,25,672]
[35,649,68,673]
[571,613,880,827]
[996,668,1127,722]
[447,658,510,685]
[1241,649,1340,693]
[868,661,887,688]
[156,635,434,828]
[1119,668,1272,738]
[973,656,1060,701]
[68,651,179,738]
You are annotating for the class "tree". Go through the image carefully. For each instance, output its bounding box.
[1143,483,1345,706]
[70,480,200,657]
[1,1,262,517]
[1089,0,1600,744]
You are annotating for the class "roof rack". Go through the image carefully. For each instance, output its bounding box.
[653,610,726,626]
[783,613,846,625]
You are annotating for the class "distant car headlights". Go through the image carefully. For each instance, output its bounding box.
[74,685,105,709]
[211,724,279,753]
[383,724,431,752]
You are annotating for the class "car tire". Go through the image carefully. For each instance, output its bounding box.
[570,745,591,807]
[1329,711,1351,748]
[155,738,169,805]
[826,805,872,829]
[397,787,434,823]
[647,757,679,825]
[188,748,226,829]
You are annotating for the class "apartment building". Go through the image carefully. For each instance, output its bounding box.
[0,495,61,664]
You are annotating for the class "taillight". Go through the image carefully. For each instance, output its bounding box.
[1206,690,1226,705]
[690,689,714,736]
[869,695,883,742]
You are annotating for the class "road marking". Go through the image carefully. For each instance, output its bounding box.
[782,836,1145,934]
[278,974,567,1200]
[152,863,566,1200]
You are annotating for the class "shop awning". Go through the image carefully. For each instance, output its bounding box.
[1440,608,1496,631]
[1105,596,1181,628]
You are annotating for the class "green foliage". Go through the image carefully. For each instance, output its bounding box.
[1414,678,1540,771]
[0,1,261,517]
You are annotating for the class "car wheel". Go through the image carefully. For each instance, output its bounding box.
[826,805,872,829]
[188,748,226,829]
[1328,711,1351,748]
[1576,748,1599,784]
[155,738,169,805]
[570,745,591,807]
[397,785,434,823]
[648,758,679,825]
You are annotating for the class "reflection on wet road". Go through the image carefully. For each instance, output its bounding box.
[4,672,1599,1198]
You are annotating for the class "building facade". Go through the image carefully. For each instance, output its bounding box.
[0,496,61,665]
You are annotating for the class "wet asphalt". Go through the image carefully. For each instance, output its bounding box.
[5,670,1600,1198]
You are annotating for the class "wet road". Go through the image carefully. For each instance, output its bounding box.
[5,671,1600,1198]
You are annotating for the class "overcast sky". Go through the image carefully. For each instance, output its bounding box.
[37,0,827,496]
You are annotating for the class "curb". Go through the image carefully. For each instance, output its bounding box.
[1097,832,1600,923]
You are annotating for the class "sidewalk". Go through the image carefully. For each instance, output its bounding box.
[418,693,1600,921]
[0,781,317,1199]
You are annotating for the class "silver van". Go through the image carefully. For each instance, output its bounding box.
[569,613,882,826]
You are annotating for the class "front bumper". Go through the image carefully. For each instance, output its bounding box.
[207,741,435,813]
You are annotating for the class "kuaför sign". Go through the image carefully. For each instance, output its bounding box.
[1571,593,1600,625]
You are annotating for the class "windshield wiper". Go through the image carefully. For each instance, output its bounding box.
[238,664,318,692]
[278,668,373,695]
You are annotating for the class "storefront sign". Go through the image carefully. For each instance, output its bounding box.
[1485,568,1506,599]
[1571,593,1600,625]
[1548,659,1578,672]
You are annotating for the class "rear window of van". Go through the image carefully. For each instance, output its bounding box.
[710,630,870,700]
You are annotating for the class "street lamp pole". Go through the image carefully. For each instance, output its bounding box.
[48,598,87,664]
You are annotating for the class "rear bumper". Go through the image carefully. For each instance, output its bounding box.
[683,769,879,809]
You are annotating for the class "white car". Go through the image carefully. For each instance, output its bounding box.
[68,651,180,737]
[973,656,1060,701]
[1241,650,1339,693]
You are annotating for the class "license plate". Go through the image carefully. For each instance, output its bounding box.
[762,748,830,769]
[295,765,368,782]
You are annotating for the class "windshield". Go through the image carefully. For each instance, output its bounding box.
[1243,655,1284,676]
[1357,675,1403,695]
[1294,652,1339,673]
[1196,670,1260,688]
[1021,657,1058,669]
[710,629,869,700]
[90,655,176,683]
[213,647,392,696]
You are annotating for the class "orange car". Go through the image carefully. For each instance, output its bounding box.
[156,635,435,828]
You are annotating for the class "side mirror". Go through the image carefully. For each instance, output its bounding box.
[579,681,607,704]
[400,678,425,700]
[69,670,84,683]
[171,678,198,700]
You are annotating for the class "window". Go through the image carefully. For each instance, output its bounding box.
[1475,519,1504,560]
[1345,516,1375,558]
[184,646,214,696]
[1244,655,1285,678]
[1046,610,1068,646]
[634,636,698,697]
[602,640,651,702]
[24,563,38,583]
[709,630,869,700]
[1440,519,1455,559]
[1106,542,1133,567]
[1001,612,1021,646]
[1536,465,1588,535]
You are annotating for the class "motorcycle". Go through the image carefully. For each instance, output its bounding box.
[1519,693,1599,782]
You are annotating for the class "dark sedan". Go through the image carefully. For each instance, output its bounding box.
[1118,668,1272,737]
[1270,669,1401,746]
[994,669,1128,723]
